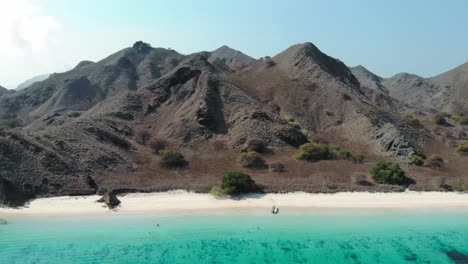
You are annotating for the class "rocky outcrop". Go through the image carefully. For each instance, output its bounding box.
[97,191,121,209]
[0,178,30,207]
[208,45,256,71]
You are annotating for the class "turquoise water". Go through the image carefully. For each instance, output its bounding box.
[0,209,467,263]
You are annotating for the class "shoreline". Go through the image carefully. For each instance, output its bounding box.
[1,190,467,216]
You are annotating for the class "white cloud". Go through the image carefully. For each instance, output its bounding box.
[0,0,61,88]
[0,0,60,54]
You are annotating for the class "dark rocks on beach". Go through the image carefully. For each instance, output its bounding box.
[97,191,121,209]
[0,178,30,207]
[446,250,468,264]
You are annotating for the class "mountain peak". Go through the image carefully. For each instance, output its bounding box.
[274,42,359,87]
[74,60,95,69]
[208,45,255,71]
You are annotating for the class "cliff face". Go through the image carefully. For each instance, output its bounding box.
[0,41,466,206]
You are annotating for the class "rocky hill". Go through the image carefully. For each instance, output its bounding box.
[0,41,466,206]
[351,63,468,114]
[16,74,51,91]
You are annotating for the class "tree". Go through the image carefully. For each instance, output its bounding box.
[149,139,167,154]
[270,162,285,172]
[135,129,151,145]
[133,41,152,52]
[352,153,365,164]
[369,161,405,184]
[410,154,424,166]
[295,143,329,161]
[239,151,267,168]
[242,139,266,153]
[221,171,257,195]
[159,149,186,168]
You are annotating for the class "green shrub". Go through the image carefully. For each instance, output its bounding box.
[296,143,330,161]
[149,139,167,154]
[328,145,352,159]
[284,115,295,122]
[209,186,224,196]
[267,101,280,112]
[369,161,405,184]
[457,140,468,155]
[135,129,151,145]
[243,139,266,153]
[289,120,301,128]
[405,114,420,125]
[410,154,424,166]
[352,153,365,164]
[424,154,444,168]
[338,149,352,159]
[270,162,285,172]
[300,128,310,136]
[159,149,186,168]
[460,117,468,125]
[350,173,370,186]
[452,182,466,192]
[451,112,464,122]
[221,171,257,195]
[342,93,352,101]
[239,151,267,168]
[433,113,450,125]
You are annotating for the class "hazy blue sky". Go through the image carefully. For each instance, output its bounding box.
[1,0,467,88]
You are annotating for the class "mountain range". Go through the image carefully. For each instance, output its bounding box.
[0,41,466,206]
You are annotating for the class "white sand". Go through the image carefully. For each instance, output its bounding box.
[0,190,467,216]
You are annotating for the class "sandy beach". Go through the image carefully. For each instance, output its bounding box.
[0,190,467,216]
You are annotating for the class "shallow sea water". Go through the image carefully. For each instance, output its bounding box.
[0,209,467,263]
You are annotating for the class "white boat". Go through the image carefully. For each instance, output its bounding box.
[271,205,279,214]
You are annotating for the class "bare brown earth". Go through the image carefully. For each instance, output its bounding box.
[0,41,467,206]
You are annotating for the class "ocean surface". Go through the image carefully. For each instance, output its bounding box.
[0,209,467,264]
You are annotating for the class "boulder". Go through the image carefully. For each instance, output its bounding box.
[97,191,121,209]
[0,218,7,225]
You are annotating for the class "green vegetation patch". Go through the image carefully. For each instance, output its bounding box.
[221,171,258,195]
[404,114,420,125]
[369,161,405,185]
[243,139,266,153]
[149,139,167,155]
[457,140,468,155]
[296,143,330,161]
[433,113,448,125]
[424,154,444,168]
[300,128,310,136]
[238,151,267,168]
[267,100,281,112]
[296,143,355,162]
[270,162,285,172]
[159,149,187,168]
[409,154,424,166]
[329,144,352,159]
[452,182,466,192]
[352,153,365,164]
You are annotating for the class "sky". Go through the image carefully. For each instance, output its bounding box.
[1,0,467,89]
